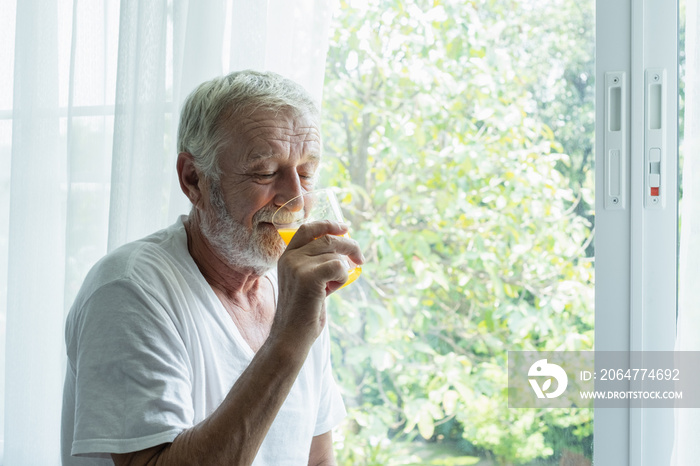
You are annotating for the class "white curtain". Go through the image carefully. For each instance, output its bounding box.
[0,0,333,463]
[672,0,700,464]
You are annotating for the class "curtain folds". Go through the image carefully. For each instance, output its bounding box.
[1,0,333,463]
[108,0,171,251]
[5,1,65,464]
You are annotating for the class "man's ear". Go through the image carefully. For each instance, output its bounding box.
[177,152,203,207]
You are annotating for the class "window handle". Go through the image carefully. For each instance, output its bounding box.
[605,72,626,210]
[645,68,666,208]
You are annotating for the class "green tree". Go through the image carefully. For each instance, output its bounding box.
[322,0,594,464]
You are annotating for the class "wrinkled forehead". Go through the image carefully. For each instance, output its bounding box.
[221,101,319,132]
[220,108,322,166]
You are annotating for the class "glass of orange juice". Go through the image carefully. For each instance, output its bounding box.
[272,189,362,289]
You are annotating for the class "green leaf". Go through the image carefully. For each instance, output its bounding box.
[417,410,435,440]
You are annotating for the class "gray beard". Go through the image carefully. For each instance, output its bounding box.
[198,181,285,275]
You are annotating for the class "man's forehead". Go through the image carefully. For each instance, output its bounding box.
[233,107,318,132]
[225,110,320,162]
[246,149,321,165]
[232,111,318,140]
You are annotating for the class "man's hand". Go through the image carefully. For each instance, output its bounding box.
[273,220,364,347]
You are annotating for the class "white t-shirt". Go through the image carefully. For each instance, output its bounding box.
[61,216,346,465]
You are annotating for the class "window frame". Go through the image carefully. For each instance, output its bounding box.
[595,0,679,464]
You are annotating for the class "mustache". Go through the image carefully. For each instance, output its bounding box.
[253,207,283,225]
[261,208,303,225]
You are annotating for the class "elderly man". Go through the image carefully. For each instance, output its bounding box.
[61,70,364,465]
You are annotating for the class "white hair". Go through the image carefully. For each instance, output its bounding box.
[177,70,320,181]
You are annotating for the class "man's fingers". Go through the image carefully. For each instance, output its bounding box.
[285,221,365,266]
[286,221,348,249]
[304,234,365,266]
[314,258,350,284]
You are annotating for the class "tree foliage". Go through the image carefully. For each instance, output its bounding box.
[321,0,595,464]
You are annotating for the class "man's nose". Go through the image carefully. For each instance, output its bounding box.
[274,171,305,209]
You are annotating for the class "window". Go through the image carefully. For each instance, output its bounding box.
[0,0,690,464]
[320,0,595,463]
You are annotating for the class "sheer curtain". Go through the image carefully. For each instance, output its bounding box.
[673,0,700,463]
[0,0,333,463]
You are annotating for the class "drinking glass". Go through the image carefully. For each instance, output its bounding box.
[272,189,362,288]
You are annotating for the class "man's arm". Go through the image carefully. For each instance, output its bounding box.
[308,432,337,466]
[113,428,338,466]
[112,336,309,466]
[111,221,362,466]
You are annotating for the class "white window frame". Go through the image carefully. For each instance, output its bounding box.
[595,0,679,464]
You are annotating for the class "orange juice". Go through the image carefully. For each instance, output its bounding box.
[342,265,362,288]
[278,228,298,245]
[277,227,362,288]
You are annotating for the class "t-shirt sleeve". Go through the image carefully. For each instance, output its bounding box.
[68,278,194,457]
[313,324,347,436]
